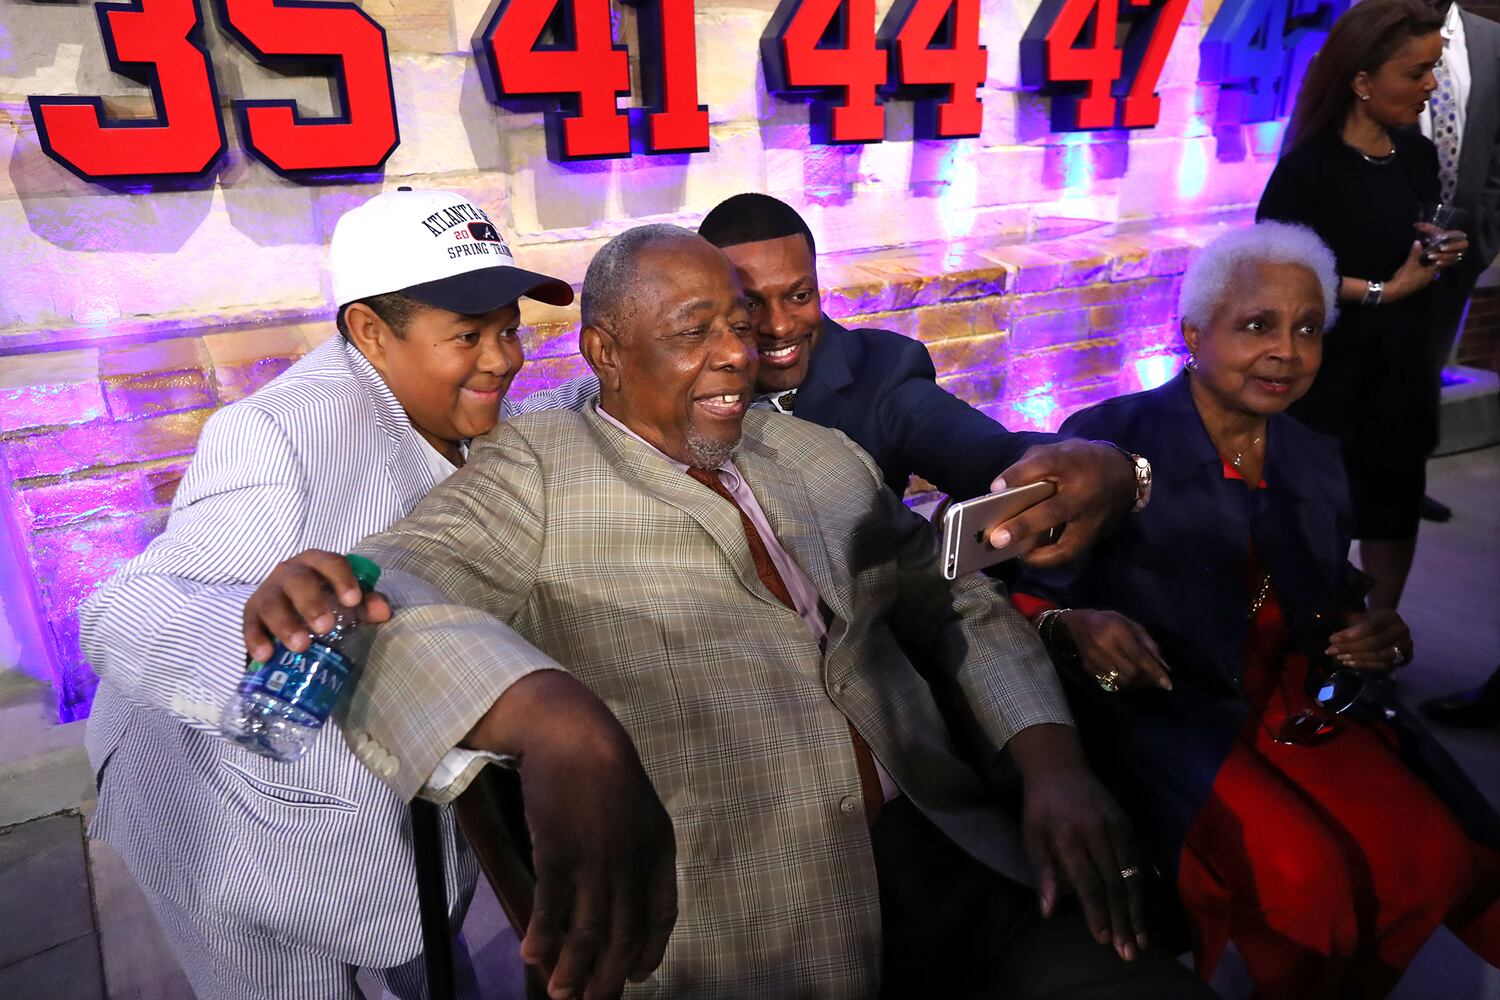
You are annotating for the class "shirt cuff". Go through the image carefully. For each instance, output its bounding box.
[420,747,516,805]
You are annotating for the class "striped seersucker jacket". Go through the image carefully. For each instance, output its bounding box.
[79,334,563,968]
[342,404,1075,996]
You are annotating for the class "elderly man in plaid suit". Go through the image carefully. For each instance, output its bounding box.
[255,225,1210,998]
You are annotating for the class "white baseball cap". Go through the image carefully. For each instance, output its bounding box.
[328,187,573,313]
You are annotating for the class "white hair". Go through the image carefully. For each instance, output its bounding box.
[1178,222,1340,331]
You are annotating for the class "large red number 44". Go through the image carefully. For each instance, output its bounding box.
[879,0,988,139]
[761,0,886,144]
[1020,0,1187,130]
[29,0,226,182]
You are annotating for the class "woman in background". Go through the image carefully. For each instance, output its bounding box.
[1014,223,1500,998]
[1257,0,1465,613]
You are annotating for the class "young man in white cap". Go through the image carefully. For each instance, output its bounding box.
[79,189,673,999]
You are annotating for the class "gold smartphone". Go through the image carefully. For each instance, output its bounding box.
[940,481,1058,580]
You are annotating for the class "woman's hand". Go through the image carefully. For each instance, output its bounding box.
[1385,240,1441,301]
[1058,610,1173,691]
[1325,610,1412,672]
[1419,225,1469,272]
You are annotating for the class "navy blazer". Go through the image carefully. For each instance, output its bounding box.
[797,317,1055,499]
[1019,373,1500,866]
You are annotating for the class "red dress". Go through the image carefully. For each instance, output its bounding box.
[1017,460,1500,997]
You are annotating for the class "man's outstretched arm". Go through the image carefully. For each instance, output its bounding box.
[249,423,677,1000]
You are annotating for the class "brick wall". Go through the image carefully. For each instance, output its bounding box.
[1458,287,1500,372]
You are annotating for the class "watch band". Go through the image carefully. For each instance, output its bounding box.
[1099,442,1152,514]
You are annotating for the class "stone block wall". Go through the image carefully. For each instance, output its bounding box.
[1,0,1298,716]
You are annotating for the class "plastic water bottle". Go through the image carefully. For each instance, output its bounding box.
[221,554,381,762]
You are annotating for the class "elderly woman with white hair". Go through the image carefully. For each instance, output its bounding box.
[1012,221,1500,998]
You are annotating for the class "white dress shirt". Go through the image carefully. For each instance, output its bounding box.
[1420,2,1470,159]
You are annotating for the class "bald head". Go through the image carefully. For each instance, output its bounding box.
[579,225,756,469]
[580,224,704,336]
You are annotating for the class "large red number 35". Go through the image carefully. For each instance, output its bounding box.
[214,0,399,177]
[28,0,225,182]
[29,0,398,182]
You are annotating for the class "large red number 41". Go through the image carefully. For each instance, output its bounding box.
[474,0,710,160]
[214,0,400,177]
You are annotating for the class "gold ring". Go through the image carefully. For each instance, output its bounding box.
[1096,669,1120,693]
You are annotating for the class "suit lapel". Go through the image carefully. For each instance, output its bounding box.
[335,339,437,503]
[582,407,792,614]
[733,429,845,623]
[794,317,856,430]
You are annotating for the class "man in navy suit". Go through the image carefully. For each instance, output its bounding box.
[696,194,1149,565]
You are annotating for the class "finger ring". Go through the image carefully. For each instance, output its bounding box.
[1392,645,1408,667]
[1457,251,1465,261]
[1095,669,1120,693]
[1119,866,1140,879]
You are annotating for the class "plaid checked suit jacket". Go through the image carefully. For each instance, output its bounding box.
[344,403,1072,996]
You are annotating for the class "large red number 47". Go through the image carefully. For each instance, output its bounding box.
[29,0,226,182]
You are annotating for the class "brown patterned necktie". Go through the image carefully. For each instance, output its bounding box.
[686,466,884,825]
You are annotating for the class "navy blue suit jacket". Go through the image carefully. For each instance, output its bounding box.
[797,317,1055,499]
[1019,373,1500,866]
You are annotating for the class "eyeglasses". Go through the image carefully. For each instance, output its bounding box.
[1265,668,1365,745]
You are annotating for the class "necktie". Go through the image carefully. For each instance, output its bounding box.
[1430,56,1461,202]
[757,390,796,414]
[686,466,884,825]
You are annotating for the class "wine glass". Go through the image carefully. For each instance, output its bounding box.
[1415,203,1467,265]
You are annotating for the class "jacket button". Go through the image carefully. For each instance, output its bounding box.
[832,681,847,696]
[839,795,858,815]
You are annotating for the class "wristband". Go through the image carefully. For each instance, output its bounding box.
[1098,442,1152,514]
